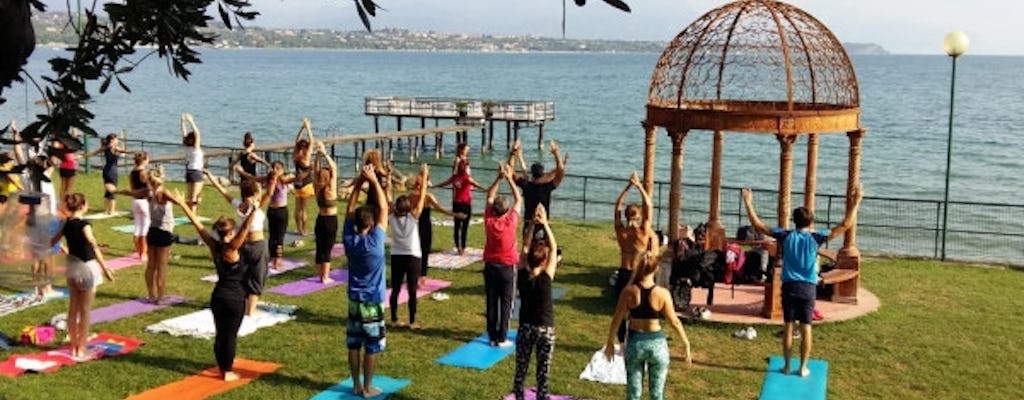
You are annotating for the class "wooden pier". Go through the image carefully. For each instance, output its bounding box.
[364,97,556,150]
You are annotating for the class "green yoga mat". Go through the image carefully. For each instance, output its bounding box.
[112,216,209,233]
[759,356,828,400]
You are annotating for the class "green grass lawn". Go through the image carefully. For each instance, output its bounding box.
[1,173,1023,399]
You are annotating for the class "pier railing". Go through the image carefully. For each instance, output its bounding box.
[364,96,556,122]
[114,138,1024,266]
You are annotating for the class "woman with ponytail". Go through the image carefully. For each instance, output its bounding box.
[50,193,115,359]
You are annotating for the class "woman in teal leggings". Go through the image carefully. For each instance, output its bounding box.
[605,251,691,400]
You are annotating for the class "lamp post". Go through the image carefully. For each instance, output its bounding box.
[940,31,969,261]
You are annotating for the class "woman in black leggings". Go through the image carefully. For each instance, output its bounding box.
[169,189,256,382]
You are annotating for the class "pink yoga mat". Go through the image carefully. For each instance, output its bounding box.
[383,278,451,309]
[201,258,307,282]
[91,296,188,325]
[106,256,143,271]
[503,388,594,400]
[266,269,349,296]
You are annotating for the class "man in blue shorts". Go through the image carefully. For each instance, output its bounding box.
[343,165,389,398]
[741,185,862,377]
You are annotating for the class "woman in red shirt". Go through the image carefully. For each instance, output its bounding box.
[434,151,483,256]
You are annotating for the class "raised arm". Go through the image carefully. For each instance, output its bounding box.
[536,205,558,278]
[486,163,506,206]
[346,176,363,218]
[227,200,258,252]
[257,169,280,209]
[363,165,389,230]
[614,173,635,229]
[411,164,430,219]
[549,141,566,187]
[506,165,522,213]
[633,172,653,231]
[741,187,772,235]
[167,188,216,249]
[203,169,234,204]
[182,113,201,147]
[828,183,864,240]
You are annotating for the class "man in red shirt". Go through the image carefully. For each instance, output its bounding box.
[483,163,522,347]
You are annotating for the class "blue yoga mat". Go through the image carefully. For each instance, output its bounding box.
[512,287,568,320]
[436,330,518,370]
[310,375,410,400]
[759,356,829,400]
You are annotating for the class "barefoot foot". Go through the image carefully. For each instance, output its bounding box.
[223,371,240,382]
[780,365,791,375]
[799,367,810,377]
[321,276,335,284]
[362,386,382,398]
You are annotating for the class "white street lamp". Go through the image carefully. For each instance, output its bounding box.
[940,31,968,260]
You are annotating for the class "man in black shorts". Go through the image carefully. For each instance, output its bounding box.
[741,185,862,377]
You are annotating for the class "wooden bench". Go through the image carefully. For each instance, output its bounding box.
[817,248,860,304]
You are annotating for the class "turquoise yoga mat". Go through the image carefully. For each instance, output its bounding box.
[310,375,410,400]
[759,356,829,400]
[436,330,518,370]
[512,287,568,320]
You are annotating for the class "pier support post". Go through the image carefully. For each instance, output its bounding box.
[538,123,545,149]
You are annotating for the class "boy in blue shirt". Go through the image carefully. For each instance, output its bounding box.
[742,185,862,377]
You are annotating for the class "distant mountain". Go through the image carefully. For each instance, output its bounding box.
[31,12,888,55]
[844,42,890,55]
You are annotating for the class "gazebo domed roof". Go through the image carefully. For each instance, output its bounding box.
[647,0,859,123]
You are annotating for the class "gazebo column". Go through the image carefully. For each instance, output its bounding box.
[804,133,819,212]
[776,134,797,228]
[641,121,658,195]
[836,129,866,303]
[706,130,726,250]
[667,130,688,241]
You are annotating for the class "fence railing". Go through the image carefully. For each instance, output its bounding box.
[117,138,1024,266]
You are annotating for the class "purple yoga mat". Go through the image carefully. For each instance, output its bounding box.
[266,269,349,296]
[383,278,451,309]
[201,258,307,282]
[91,295,188,325]
[502,388,594,400]
[106,256,144,271]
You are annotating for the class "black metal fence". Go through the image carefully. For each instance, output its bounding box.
[117,138,1024,266]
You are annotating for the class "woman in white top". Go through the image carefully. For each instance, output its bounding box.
[181,113,205,213]
[388,163,430,329]
[206,168,277,316]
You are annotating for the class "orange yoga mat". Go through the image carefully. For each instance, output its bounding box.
[125,358,281,400]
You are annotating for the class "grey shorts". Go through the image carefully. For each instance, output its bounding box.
[66,257,102,291]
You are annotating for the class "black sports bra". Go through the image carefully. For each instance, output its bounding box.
[629,284,661,319]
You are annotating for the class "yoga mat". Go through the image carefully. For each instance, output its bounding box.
[503,388,595,400]
[310,375,411,400]
[578,345,626,385]
[0,332,144,377]
[436,330,517,370]
[308,243,345,258]
[112,216,209,233]
[427,248,483,270]
[202,258,307,282]
[145,303,298,340]
[759,356,829,400]
[125,358,281,400]
[83,211,129,220]
[0,288,69,318]
[91,296,188,324]
[430,217,483,227]
[383,279,451,309]
[512,287,568,320]
[266,269,349,296]
[106,255,144,271]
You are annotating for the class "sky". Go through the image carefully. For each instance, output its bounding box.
[42,0,1024,55]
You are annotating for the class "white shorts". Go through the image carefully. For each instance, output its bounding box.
[132,199,151,237]
[66,256,102,290]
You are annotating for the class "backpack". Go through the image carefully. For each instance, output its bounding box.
[736,225,765,241]
[723,243,745,284]
[743,247,770,283]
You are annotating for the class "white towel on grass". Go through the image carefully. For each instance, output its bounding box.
[579,345,627,385]
[145,303,297,340]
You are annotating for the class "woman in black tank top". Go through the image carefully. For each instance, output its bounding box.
[168,189,256,382]
[604,250,692,400]
[512,205,560,400]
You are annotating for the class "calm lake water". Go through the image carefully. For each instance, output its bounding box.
[3,48,1022,205]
